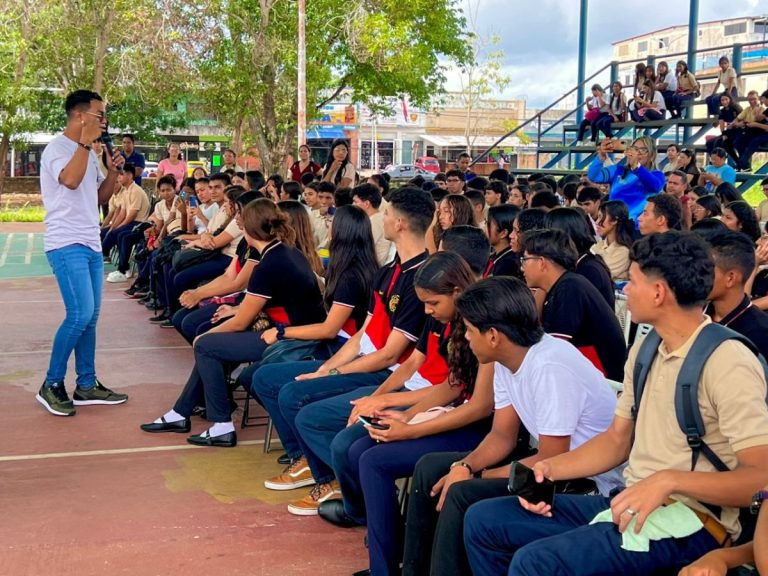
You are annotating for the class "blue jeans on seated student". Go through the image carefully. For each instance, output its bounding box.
[706,86,738,116]
[275,369,391,483]
[45,244,103,389]
[463,494,720,576]
[101,222,135,258]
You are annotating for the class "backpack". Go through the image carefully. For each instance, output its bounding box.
[631,322,768,543]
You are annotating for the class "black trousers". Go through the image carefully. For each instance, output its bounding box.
[401,452,511,576]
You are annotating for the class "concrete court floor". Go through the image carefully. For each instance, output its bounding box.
[0,224,368,576]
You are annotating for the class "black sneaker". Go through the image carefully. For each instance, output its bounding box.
[72,380,128,405]
[160,319,175,329]
[36,382,76,416]
[149,311,170,323]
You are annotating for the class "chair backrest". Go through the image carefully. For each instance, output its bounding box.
[613,291,631,345]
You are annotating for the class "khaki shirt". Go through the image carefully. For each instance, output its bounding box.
[590,240,629,281]
[677,72,699,93]
[616,318,768,538]
[369,210,393,266]
[121,183,151,222]
[757,199,768,222]
[108,188,124,212]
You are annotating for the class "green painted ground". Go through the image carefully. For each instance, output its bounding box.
[0,233,51,279]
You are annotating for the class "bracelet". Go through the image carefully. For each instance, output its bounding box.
[77,142,92,152]
[450,460,474,475]
[276,323,287,341]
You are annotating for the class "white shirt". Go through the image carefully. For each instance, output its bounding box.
[41,135,105,252]
[194,202,220,234]
[493,334,624,495]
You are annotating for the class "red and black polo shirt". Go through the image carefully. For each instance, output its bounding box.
[413,316,451,386]
[542,271,626,381]
[484,246,521,279]
[330,273,370,337]
[245,239,326,326]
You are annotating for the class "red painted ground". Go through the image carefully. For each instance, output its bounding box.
[0,269,369,575]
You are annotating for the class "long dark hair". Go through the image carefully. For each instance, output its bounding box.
[415,252,479,394]
[695,194,722,220]
[277,200,323,273]
[322,138,351,185]
[324,205,378,312]
[725,201,761,242]
[544,207,595,255]
[600,200,635,249]
[433,194,475,248]
[715,182,743,205]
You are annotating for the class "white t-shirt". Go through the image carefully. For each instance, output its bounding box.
[41,135,105,252]
[194,202,220,234]
[493,334,624,495]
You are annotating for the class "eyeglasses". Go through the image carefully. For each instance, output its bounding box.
[629,146,649,153]
[85,111,106,120]
[520,256,543,264]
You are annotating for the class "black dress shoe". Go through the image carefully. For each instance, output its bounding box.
[277,452,292,465]
[352,570,370,576]
[318,498,363,528]
[187,430,237,447]
[140,416,191,433]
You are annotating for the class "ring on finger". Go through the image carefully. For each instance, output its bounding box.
[624,507,637,517]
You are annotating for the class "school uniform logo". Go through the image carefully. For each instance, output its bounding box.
[388,294,400,313]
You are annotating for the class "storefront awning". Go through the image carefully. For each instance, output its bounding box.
[306,126,346,139]
[419,134,521,148]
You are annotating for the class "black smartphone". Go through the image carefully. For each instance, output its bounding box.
[358,415,390,430]
[508,462,556,506]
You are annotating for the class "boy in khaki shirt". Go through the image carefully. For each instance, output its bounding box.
[462,231,768,576]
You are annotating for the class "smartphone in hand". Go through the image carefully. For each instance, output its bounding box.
[358,415,390,430]
[508,462,556,506]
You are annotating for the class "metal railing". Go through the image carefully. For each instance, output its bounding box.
[471,39,768,167]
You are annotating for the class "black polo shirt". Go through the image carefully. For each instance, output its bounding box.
[485,247,521,279]
[363,251,429,352]
[706,295,768,358]
[542,271,626,381]
[245,239,326,326]
[330,273,370,336]
[576,253,615,308]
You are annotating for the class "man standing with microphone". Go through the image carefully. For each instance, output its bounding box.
[36,90,129,416]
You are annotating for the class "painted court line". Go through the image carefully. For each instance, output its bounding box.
[0,233,12,267]
[0,345,189,357]
[0,298,144,304]
[24,233,34,264]
[0,439,269,463]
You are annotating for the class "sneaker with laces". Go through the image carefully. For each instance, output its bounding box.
[106,271,128,283]
[287,481,342,516]
[36,382,76,416]
[72,379,129,406]
[264,456,316,491]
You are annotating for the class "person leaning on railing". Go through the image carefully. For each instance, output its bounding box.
[587,136,665,226]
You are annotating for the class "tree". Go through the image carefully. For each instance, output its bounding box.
[188,0,471,174]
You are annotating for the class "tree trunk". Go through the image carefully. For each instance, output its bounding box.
[0,133,12,202]
[93,8,115,94]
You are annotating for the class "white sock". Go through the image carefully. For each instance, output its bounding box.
[155,409,185,424]
[209,421,235,437]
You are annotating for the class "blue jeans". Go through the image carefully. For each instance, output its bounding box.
[45,244,104,389]
[464,494,720,576]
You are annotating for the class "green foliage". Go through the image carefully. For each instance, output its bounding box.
[0,204,46,222]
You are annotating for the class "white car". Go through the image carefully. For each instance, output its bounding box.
[383,164,436,181]
[141,161,159,178]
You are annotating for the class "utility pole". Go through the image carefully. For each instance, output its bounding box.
[576,0,588,124]
[297,0,307,146]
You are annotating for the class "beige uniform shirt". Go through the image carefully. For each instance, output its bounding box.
[121,183,151,222]
[616,318,768,539]
[590,240,630,281]
[369,210,393,266]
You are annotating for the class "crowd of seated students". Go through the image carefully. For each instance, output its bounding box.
[104,142,768,576]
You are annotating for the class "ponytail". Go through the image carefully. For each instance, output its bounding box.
[242,198,296,245]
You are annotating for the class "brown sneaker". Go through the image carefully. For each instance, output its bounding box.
[287,480,342,516]
[264,456,315,491]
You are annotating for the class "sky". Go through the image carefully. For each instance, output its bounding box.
[443,0,765,108]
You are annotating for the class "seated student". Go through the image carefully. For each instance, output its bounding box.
[172,191,261,344]
[352,183,393,266]
[589,137,665,225]
[638,193,683,235]
[305,254,494,575]
[680,482,767,576]
[427,194,475,254]
[528,189,560,211]
[509,208,546,256]
[544,207,615,307]
[714,182,744,206]
[664,169,693,230]
[277,200,325,277]
[669,59,700,118]
[561,181,578,207]
[575,185,602,229]
[485,204,521,278]
[508,184,527,208]
[722,200,762,242]
[484,180,508,209]
[576,84,609,143]
[655,61,677,112]
[280,180,302,201]
[140,199,327,446]
[699,148,737,191]
[692,193,723,224]
[251,188,433,514]
[705,93,743,157]
[706,55,739,116]
[595,81,627,141]
[245,170,266,193]
[704,230,768,356]
[488,168,511,185]
[757,177,768,222]
[439,225,491,279]
[466,176,488,193]
[152,185,245,325]
[261,173,284,202]
[187,178,219,234]
[444,169,466,195]
[663,143,681,173]
[629,80,666,122]
[721,90,764,164]
[334,186,354,208]
[464,231,768,576]
[732,89,768,172]
[104,166,152,283]
[402,277,622,576]
[463,189,486,228]
[313,181,336,249]
[591,200,634,281]
[174,172,229,243]
[520,229,626,380]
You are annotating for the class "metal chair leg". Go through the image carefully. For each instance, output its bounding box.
[263,417,274,453]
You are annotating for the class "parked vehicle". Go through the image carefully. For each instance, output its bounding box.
[383,164,436,181]
[141,161,159,179]
[415,156,441,173]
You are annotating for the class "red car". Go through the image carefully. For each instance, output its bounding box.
[415,156,440,173]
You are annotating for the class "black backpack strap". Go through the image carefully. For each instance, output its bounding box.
[631,329,662,420]
[675,323,767,472]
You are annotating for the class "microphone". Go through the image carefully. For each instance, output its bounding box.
[100,128,123,173]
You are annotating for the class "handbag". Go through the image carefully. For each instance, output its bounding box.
[585,108,600,123]
[171,246,219,273]
[259,338,328,366]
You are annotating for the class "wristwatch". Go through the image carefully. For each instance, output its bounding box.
[77,142,92,152]
[750,490,768,515]
[450,461,474,475]
[276,323,287,341]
